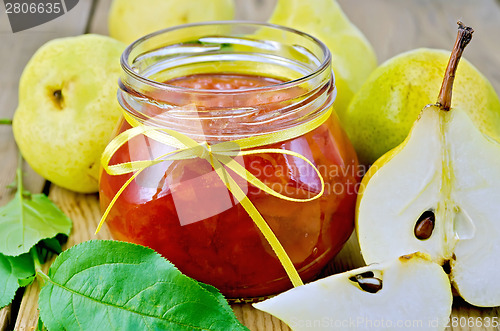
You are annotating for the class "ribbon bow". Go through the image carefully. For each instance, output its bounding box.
[97,106,333,288]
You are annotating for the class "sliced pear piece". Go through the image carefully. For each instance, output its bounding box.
[357,23,500,307]
[268,0,377,117]
[254,253,452,331]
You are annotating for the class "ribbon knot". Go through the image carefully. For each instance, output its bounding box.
[198,141,213,161]
[96,107,334,288]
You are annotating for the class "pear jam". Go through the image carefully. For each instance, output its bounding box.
[99,23,360,299]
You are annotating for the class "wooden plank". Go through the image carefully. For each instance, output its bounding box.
[5,0,500,330]
[338,0,500,92]
[87,0,110,35]
[0,1,95,330]
[0,1,94,329]
[14,187,112,331]
[450,301,500,331]
[234,304,291,331]
[0,307,10,331]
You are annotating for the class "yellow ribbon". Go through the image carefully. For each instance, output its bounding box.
[97,106,333,288]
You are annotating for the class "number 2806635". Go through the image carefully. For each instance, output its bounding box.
[5,2,62,14]
[447,316,499,328]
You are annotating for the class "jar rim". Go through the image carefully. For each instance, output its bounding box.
[121,20,332,94]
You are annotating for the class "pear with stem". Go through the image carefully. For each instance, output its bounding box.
[357,22,500,307]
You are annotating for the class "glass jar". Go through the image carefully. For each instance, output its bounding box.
[99,22,360,300]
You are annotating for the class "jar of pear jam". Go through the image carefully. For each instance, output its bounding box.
[99,22,359,299]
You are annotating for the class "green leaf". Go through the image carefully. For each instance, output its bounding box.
[39,236,65,254]
[18,274,36,287]
[196,281,235,316]
[38,240,248,331]
[0,193,72,256]
[35,235,67,267]
[37,315,47,331]
[0,252,35,308]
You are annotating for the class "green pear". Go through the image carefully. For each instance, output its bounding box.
[108,0,235,45]
[268,0,377,117]
[356,24,500,307]
[343,48,500,165]
[255,253,452,331]
[13,34,126,193]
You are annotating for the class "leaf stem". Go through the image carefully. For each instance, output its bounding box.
[0,118,12,125]
[30,247,42,272]
[17,151,24,195]
[31,247,48,287]
[36,268,50,287]
[17,151,27,254]
[437,21,474,111]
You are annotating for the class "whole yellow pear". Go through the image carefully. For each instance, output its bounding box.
[268,0,377,117]
[108,0,235,45]
[343,48,500,165]
[13,34,126,193]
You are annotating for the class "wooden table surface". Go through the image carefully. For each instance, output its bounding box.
[1,0,499,330]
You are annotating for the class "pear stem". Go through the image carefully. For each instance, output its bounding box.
[0,118,12,125]
[437,21,474,111]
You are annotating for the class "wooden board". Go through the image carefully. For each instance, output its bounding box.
[339,0,500,91]
[0,1,94,329]
[13,187,113,330]
[1,0,500,330]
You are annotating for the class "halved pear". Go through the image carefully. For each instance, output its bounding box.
[254,253,452,331]
[356,23,500,307]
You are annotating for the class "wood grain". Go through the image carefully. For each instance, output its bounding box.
[14,187,111,331]
[338,0,500,93]
[2,0,500,330]
[234,304,291,331]
[0,307,10,331]
[0,0,95,329]
[450,301,500,331]
[87,0,110,35]
[0,3,93,330]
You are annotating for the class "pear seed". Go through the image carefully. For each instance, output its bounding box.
[348,271,374,281]
[414,210,435,240]
[442,260,452,274]
[349,272,382,293]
